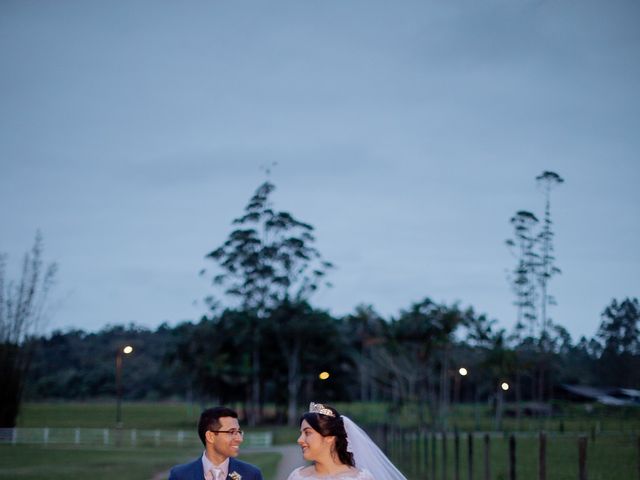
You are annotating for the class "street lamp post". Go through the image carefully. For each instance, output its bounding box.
[115,345,133,427]
[495,381,510,431]
[455,367,468,404]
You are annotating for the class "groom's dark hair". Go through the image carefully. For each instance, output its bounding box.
[198,406,239,446]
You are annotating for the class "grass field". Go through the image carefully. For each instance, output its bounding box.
[385,432,638,480]
[8,401,640,480]
[0,444,280,480]
[17,400,640,436]
[16,402,202,430]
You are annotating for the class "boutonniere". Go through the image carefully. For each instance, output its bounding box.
[229,471,242,480]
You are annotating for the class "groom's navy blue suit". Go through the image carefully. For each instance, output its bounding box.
[168,457,263,480]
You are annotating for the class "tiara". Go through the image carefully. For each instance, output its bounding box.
[309,402,335,417]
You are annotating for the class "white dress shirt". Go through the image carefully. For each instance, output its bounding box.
[201,451,230,480]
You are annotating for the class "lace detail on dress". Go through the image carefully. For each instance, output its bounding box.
[287,466,374,480]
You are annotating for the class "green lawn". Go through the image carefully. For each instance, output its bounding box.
[0,445,280,480]
[18,401,640,434]
[10,401,640,480]
[388,433,638,480]
[17,402,201,430]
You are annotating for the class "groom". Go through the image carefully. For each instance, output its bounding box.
[168,406,264,480]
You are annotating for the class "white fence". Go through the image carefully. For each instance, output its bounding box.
[0,428,272,448]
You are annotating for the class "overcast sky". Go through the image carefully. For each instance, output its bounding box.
[1,0,638,340]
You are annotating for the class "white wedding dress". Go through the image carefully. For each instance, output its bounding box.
[287,412,405,480]
[287,466,374,480]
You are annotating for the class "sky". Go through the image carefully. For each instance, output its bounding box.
[1,0,638,341]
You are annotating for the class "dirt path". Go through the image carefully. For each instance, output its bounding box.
[272,444,303,480]
[150,445,303,480]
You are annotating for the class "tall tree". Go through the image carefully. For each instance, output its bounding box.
[535,171,564,339]
[263,301,349,425]
[203,181,333,424]
[0,233,57,427]
[343,304,386,403]
[372,298,467,428]
[506,210,539,338]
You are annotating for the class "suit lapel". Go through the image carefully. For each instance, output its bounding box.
[192,458,205,480]
[227,457,237,479]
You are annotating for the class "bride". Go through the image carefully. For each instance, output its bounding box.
[287,403,407,480]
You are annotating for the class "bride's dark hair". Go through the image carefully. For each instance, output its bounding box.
[301,405,355,467]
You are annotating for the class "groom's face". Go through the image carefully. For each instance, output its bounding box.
[206,416,243,462]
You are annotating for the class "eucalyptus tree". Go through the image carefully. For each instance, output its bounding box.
[262,301,349,425]
[169,312,253,406]
[372,298,467,428]
[535,171,564,339]
[481,329,517,430]
[343,304,387,403]
[597,297,640,355]
[506,210,539,338]
[0,233,57,427]
[203,181,333,423]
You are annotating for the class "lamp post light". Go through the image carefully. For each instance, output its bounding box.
[495,381,510,431]
[454,367,468,404]
[115,345,133,427]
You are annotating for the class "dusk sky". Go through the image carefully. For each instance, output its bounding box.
[1,0,638,340]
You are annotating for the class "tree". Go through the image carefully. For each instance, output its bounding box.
[0,233,57,427]
[203,181,333,423]
[343,304,387,403]
[263,301,351,424]
[506,210,539,338]
[372,298,468,428]
[168,312,254,406]
[594,298,640,388]
[597,298,640,355]
[535,171,564,339]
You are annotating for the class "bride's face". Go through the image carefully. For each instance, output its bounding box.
[297,419,333,462]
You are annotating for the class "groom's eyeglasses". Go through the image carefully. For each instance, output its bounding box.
[210,429,244,437]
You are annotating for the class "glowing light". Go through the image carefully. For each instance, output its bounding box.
[501,382,509,391]
[319,371,330,380]
[458,367,468,376]
[123,345,133,354]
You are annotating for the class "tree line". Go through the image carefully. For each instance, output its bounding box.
[3,175,638,428]
[23,296,640,425]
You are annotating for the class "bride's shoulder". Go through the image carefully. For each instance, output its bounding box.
[286,466,314,480]
[356,468,375,480]
[287,466,374,480]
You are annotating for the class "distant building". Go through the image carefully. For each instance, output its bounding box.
[556,384,640,406]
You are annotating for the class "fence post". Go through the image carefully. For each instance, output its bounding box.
[637,435,640,480]
[155,429,160,446]
[75,428,80,445]
[11,428,17,445]
[454,429,460,480]
[132,429,137,446]
[431,431,437,480]
[43,427,49,445]
[468,432,474,480]
[415,430,420,475]
[483,434,490,480]
[424,430,429,480]
[538,432,546,480]
[442,431,448,480]
[578,436,587,480]
[509,434,516,480]
[103,429,109,446]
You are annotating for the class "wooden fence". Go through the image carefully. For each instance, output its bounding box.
[369,426,640,480]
